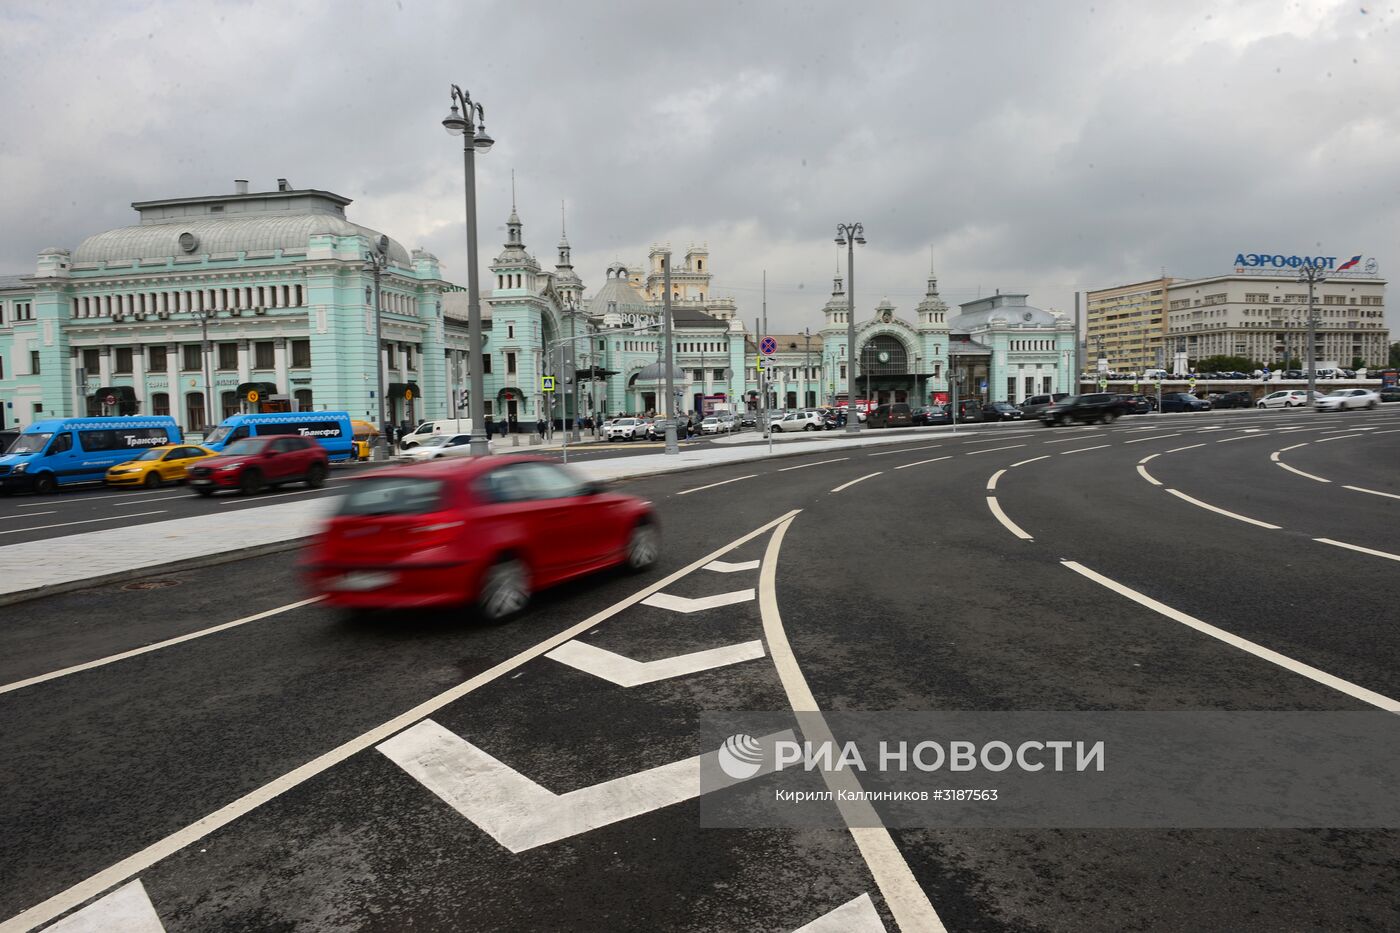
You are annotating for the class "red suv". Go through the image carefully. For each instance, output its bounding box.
[188,435,329,496]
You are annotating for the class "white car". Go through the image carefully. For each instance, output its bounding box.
[699,417,728,435]
[400,433,474,460]
[1257,390,1315,409]
[770,411,824,432]
[1315,388,1380,411]
[606,417,643,441]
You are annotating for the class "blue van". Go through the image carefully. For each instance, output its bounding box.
[0,416,183,495]
[204,411,355,463]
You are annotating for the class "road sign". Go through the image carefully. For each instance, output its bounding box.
[541,375,556,393]
[1188,377,1197,389]
[759,336,777,356]
[1097,379,1108,391]
[756,357,764,372]
[246,389,260,404]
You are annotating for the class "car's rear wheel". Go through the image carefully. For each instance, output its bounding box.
[143,472,162,488]
[624,519,660,572]
[239,470,265,496]
[1102,411,1117,424]
[1369,401,1378,410]
[31,473,56,495]
[804,423,817,431]
[305,463,327,488]
[476,557,530,622]
[1256,402,1266,409]
[1056,414,1071,426]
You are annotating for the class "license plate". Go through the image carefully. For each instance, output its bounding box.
[332,571,396,591]
[190,478,212,486]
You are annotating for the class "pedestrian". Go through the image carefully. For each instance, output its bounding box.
[508,413,519,434]
[484,415,495,439]
[536,417,546,438]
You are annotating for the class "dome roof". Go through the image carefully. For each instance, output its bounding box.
[633,361,689,382]
[588,272,653,315]
[73,214,412,266]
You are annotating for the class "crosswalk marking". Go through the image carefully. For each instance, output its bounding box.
[793,893,887,932]
[546,639,765,687]
[45,880,165,933]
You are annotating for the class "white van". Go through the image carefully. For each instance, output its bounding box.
[402,418,474,448]
[1143,369,1168,381]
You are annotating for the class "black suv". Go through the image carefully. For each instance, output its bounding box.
[982,401,1025,422]
[1160,392,1211,413]
[1038,393,1128,426]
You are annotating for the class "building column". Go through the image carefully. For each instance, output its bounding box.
[274,338,289,398]
[132,344,147,414]
[98,346,112,388]
[237,340,251,386]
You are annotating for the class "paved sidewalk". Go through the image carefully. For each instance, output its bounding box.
[0,420,1028,604]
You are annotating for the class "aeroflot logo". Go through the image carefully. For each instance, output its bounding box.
[1233,253,1365,270]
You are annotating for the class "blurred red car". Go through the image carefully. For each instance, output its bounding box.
[301,456,658,621]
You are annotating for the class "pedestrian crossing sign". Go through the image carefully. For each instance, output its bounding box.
[541,375,556,393]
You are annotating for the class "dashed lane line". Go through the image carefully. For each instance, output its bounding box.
[0,597,324,697]
[1136,454,1163,487]
[0,512,56,522]
[0,510,804,933]
[113,494,196,506]
[1314,433,1365,443]
[867,445,942,457]
[1314,538,1400,563]
[1164,489,1281,530]
[831,472,882,493]
[777,458,848,472]
[960,433,1037,444]
[0,511,166,537]
[1063,560,1400,712]
[759,516,947,933]
[1041,435,1099,445]
[1123,434,1181,444]
[12,489,174,508]
[676,474,759,496]
[1009,455,1050,467]
[893,456,952,470]
[1342,485,1400,501]
[1060,445,1110,455]
[963,444,1026,456]
[1165,443,1206,453]
[1275,462,1331,483]
[219,487,340,505]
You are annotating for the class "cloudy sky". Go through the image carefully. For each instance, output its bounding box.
[3,0,1398,337]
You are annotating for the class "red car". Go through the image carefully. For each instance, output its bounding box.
[188,435,329,496]
[301,456,659,621]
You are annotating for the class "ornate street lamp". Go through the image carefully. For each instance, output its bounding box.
[835,222,865,433]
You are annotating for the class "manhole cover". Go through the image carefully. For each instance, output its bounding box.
[121,580,181,591]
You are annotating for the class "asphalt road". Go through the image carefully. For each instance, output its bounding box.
[2,405,1399,931]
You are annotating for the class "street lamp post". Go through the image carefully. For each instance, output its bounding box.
[365,236,389,456]
[835,222,865,433]
[914,354,922,406]
[442,83,495,456]
[662,252,678,455]
[189,305,216,433]
[1298,260,1325,408]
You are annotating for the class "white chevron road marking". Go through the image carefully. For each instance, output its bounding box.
[793,893,887,933]
[641,588,755,613]
[44,880,165,933]
[704,559,760,573]
[378,719,794,853]
[546,639,766,687]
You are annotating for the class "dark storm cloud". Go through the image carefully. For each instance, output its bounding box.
[2,0,1398,332]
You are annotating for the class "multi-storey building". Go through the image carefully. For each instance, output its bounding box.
[1085,277,1171,373]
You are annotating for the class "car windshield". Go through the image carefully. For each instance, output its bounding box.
[205,425,236,444]
[8,433,53,454]
[340,477,446,516]
[418,435,452,447]
[136,448,170,461]
[1325,389,1352,397]
[221,439,268,457]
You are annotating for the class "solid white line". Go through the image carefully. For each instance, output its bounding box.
[1342,485,1400,501]
[777,458,848,472]
[868,444,942,457]
[831,472,882,493]
[985,496,1033,540]
[1314,537,1400,562]
[963,444,1026,455]
[986,469,1006,491]
[113,494,193,506]
[0,597,325,697]
[893,456,952,470]
[676,474,759,496]
[14,490,171,507]
[1010,455,1050,467]
[1165,489,1281,529]
[1137,465,1162,487]
[1060,445,1110,455]
[759,518,947,933]
[0,511,166,537]
[1275,462,1330,483]
[1062,560,1400,711]
[0,511,57,521]
[1165,443,1206,453]
[961,433,1036,444]
[0,510,805,933]
[219,487,338,505]
[1315,433,1364,443]
[1123,433,1180,444]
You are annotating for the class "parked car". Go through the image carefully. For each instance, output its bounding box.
[605,418,644,441]
[301,457,658,621]
[187,435,329,496]
[1211,391,1254,410]
[0,416,183,495]
[1315,388,1380,411]
[981,401,1025,422]
[401,418,475,450]
[105,444,217,487]
[866,403,913,428]
[1114,394,1154,414]
[911,405,951,426]
[1038,393,1128,425]
[1159,392,1211,413]
[1257,389,1312,409]
[1018,393,1070,418]
[699,417,729,435]
[739,412,757,427]
[771,410,825,432]
[400,433,475,461]
[953,399,985,423]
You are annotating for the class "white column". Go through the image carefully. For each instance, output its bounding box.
[237,340,251,385]
[274,338,288,396]
[132,343,147,413]
[98,346,112,387]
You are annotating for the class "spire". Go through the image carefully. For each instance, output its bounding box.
[560,200,567,241]
[505,171,523,248]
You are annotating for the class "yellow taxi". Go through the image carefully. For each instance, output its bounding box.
[105,444,217,488]
[350,419,380,461]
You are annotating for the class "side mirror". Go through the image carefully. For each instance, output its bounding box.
[580,480,604,496]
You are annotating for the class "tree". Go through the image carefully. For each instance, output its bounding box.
[1389,342,1400,368]
[1195,354,1259,373]
[1351,356,1369,371]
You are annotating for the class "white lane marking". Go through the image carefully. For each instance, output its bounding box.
[1216,433,1275,443]
[1375,429,1400,435]
[44,879,165,933]
[0,510,804,933]
[1010,455,1050,467]
[1138,453,1160,464]
[831,472,882,493]
[113,494,194,506]
[986,497,1033,540]
[794,893,887,933]
[777,458,848,472]
[642,589,756,613]
[705,559,760,573]
[676,474,759,496]
[1315,433,1365,443]
[893,456,952,470]
[14,489,172,507]
[545,639,766,687]
[1123,433,1181,444]
[961,433,1036,444]
[1060,445,1110,455]
[1137,465,1162,486]
[758,518,947,932]
[379,719,793,853]
[1342,485,1400,501]
[1275,462,1331,483]
[0,511,166,537]
[1276,442,1310,453]
[868,444,942,457]
[1315,538,1400,563]
[1165,443,1206,453]
[986,469,1006,491]
[1042,436,1096,444]
[0,511,57,521]
[0,597,324,697]
[1320,427,1373,434]
[1164,489,1280,529]
[1063,560,1400,711]
[963,444,1026,455]
[219,487,338,505]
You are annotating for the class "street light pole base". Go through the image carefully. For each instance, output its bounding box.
[664,426,679,455]
[470,439,490,457]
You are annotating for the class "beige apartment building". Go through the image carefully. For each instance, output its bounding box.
[1085,277,1170,372]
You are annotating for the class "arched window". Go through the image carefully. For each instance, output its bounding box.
[185,392,207,431]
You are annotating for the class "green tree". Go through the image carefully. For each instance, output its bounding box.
[1389,342,1400,368]
[1195,354,1259,373]
[1351,356,1369,371]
